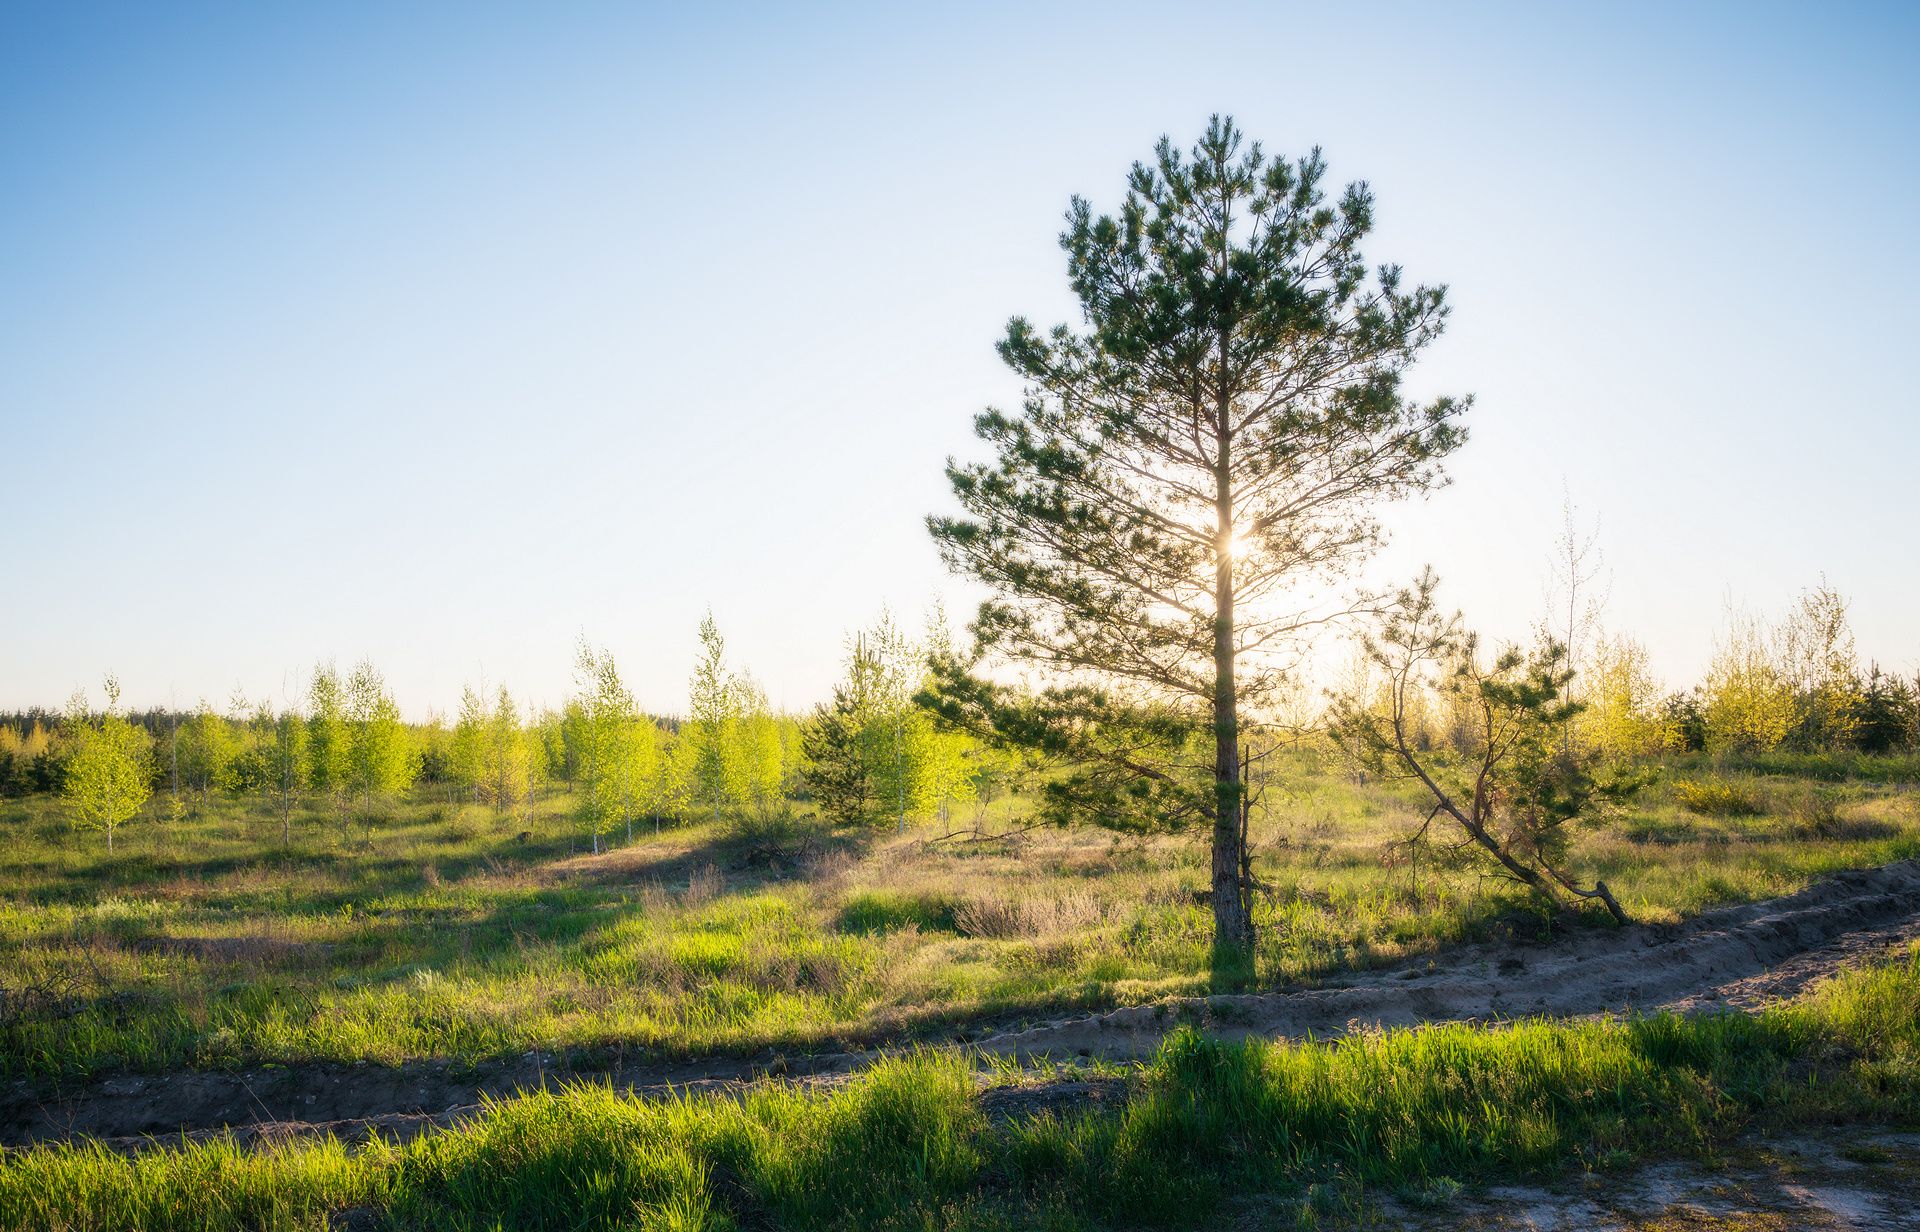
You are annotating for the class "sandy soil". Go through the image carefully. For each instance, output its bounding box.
[1368,1131,1920,1231]
[3,860,1915,1151]
[984,858,1920,1062]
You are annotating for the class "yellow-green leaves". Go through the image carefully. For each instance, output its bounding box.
[61,675,152,852]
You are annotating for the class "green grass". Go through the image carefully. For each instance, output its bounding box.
[3,944,1915,1231]
[0,748,1916,1078]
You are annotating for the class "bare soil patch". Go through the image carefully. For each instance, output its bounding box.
[1367,1130,1920,1231]
[984,859,1920,1062]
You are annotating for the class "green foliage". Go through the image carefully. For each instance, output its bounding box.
[1856,664,1918,756]
[1660,690,1708,753]
[343,659,415,834]
[929,116,1468,956]
[837,888,960,934]
[1578,635,1671,761]
[451,685,489,799]
[176,699,239,800]
[674,616,793,833]
[1702,608,1796,756]
[1778,581,1864,752]
[0,720,54,798]
[804,612,977,829]
[683,613,742,824]
[263,707,308,841]
[734,676,784,820]
[454,685,536,822]
[570,640,654,850]
[1333,571,1641,921]
[305,664,350,802]
[59,677,152,853]
[801,683,872,823]
[1,747,1917,1083]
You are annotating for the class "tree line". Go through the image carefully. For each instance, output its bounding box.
[2,610,1024,852]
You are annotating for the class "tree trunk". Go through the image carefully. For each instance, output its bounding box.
[1210,378,1253,965]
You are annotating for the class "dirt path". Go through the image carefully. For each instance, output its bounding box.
[986,858,1920,1062]
[4,860,1916,1151]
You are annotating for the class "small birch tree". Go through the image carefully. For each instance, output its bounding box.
[343,660,414,840]
[61,676,152,854]
[684,613,743,824]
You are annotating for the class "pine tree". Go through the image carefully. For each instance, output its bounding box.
[927,117,1466,962]
[1855,664,1916,755]
[1660,691,1708,753]
[801,613,963,829]
[801,686,871,824]
[1332,573,1635,922]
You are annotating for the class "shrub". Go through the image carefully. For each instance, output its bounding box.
[1782,785,1844,835]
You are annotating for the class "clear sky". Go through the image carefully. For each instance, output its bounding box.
[3,1,1916,718]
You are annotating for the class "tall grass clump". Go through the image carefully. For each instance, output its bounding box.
[0,1134,385,1232]
[727,1054,983,1227]
[1672,779,1765,817]
[837,889,958,935]
[1006,1019,1730,1225]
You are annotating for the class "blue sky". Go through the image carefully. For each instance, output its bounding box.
[3,2,1916,717]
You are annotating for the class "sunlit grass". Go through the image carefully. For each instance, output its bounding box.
[2,945,1914,1231]
[0,750,1916,1078]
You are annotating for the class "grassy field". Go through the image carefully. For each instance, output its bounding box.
[2,942,1915,1231]
[2,747,1917,1080]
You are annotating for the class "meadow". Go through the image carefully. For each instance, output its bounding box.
[3,942,1916,1230]
[4,746,1917,1082]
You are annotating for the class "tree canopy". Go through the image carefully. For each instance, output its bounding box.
[927,116,1468,961]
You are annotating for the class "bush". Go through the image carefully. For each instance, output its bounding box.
[1782,785,1844,836]
[724,808,828,865]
